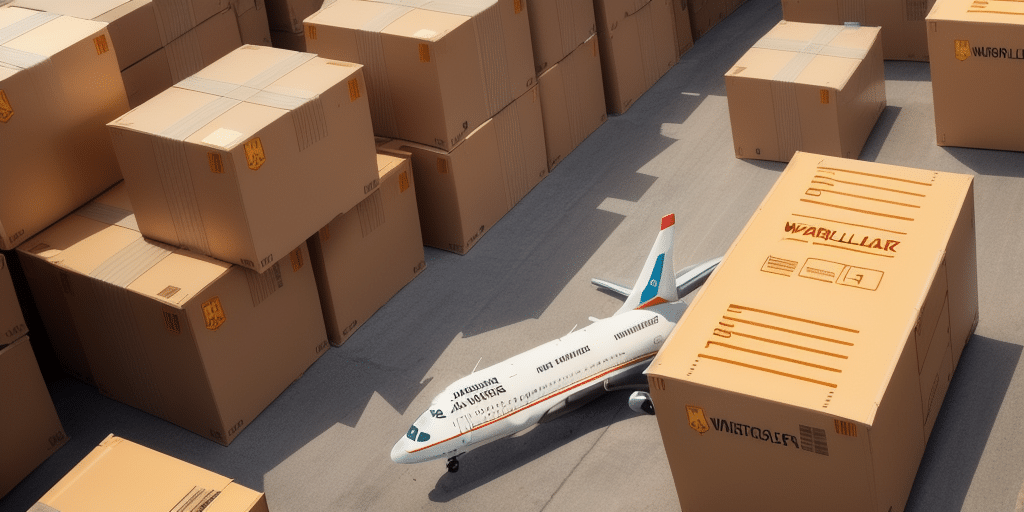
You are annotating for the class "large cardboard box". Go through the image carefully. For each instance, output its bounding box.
[121,6,243,108]
[235,0,272,46]
[725,21,886,162]
[32,435,268,511]
[108,44,379,273]
[647,152,978,512]
[308,152,426,346]
[526,0,596,74]
[1,253,27,344]
[378,85,547,254]
[265,0,322,33]
[687,0,747,40]
[538,34,607,170]
[782,0,937,61]
[672,0,694,57]
[595,0,679,114]
[0,336,68,499]
[305,0,535,151]
[927,0,1024,152]
[0,7,129,251]
[17,184,330,445]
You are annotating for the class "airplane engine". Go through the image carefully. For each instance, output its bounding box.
[628,391,655,415]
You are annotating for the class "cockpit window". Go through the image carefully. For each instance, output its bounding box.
[406,425,430,443]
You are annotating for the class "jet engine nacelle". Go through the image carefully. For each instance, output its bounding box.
[628,391,655,415]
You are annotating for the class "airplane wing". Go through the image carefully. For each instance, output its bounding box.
[591,278,632,297]
[592,256,722,299]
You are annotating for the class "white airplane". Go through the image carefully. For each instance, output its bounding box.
[390,214,721,473]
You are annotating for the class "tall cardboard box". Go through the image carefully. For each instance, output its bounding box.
[17,184,330,445]
[308,152,426,346]
[595,0,679,114]
[782,0,937,61]
[725,21,886,162]
[1,253,27,344]
[648,152,978,512]
[927,0,1024,152]
[672,0,695,57]
[526,0,596,74]
[687,0,747,40]
[538,34,607,170]
[108,44,379,273]
[32,435,268,511]
[378,85,547,254]
[0,336,68,499]
[305,0,535,151]
[0,7,129,250]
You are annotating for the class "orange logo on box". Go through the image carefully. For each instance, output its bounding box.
[955,40,971,61]
[419,43,431,63]
[307,25,317,40]
[290,247,304,272]
[820,89,830,104]
[94,35,109,55]
[398,171,410,192]
[513,0,522,14]
[244,138,266,170]
[0,90,12,123]
[686,405,710,435]
[202,297,226,330]
[348,78,361,102]
[208,152,224,173]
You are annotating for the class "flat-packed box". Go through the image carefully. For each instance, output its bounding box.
[378,85,547,254]
[121,6,242,108]
[538,34,607,170]
[927,0,1024,152]
[32,434,268,511]
[0,336,68,499]
[687,0,746,40]
[595,0,679,114]
[782,0,937,61]
[17,183,330,445]
[648,152,978,512]
[308,152,426,346]
[725,21,886,162]
[108,44,379,273]
[526,0,596,74]
[305,0,535,151]
[672,0,694,57]
[265,0,322,33]
[1,253,27,344]
[0,7,128,251]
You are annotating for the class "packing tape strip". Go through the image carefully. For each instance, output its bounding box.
[753,24,869,83]
[76,201,141,233]
[0,10,58,45]
[770,80,801,160]
[90,237,175,288]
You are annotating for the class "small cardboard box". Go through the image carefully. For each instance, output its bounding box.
[32,435,268,511]
[648,152,978,512]
[1,253,28,344]
[305,0,535,151]
[725,20,886,162]
[595,0,679,114]
[108,44,379,273]
[378,85,547,255]
[308,152,426,346]
[687,0,747,40]
[782,0,937,61]
[927,0,1024,152]
[538,34,607,171]
[525,0,596,74]
[17,183,330,445]
[0,7,129,251]
[0,336,68,499]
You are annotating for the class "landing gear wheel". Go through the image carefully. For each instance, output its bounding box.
[446,457,460,473]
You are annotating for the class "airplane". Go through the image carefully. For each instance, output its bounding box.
[390,214,721,473]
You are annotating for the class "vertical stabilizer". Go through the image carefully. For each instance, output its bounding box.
[615,214,678,315]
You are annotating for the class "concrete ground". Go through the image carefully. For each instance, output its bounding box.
[3,0,1023,510]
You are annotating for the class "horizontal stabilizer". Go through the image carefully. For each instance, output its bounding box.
[592,256,722,300]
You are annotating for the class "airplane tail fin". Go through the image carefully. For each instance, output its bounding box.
[615,214,678,315]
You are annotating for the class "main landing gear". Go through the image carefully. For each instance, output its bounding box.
[446,456,460,473]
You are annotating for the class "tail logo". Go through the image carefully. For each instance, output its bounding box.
[640,255,665,303]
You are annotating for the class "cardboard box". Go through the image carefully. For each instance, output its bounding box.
[270,28,306,51]
[647,152,978,512]
[1,253,28,344]
[672,0,694,57]
[538,34,607,170]
[265,0,322,33]
[725,21,886,162]
[927,0,1024,152]
[17,184,330,445]
[0,336,68,499]
[308,152,426,346]
[0,7,129,251]
[33,435,268,511]
[120,6,243,108]
[687,0,746,40]
[305,0,535,151]
[378,85,547,254]
[108,44,379,273]
[236,0,272,46]
[595,0,679,114]
[782,0,937,61]
[526,0,596,74]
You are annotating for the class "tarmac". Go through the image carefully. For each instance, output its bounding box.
[3,0,1024,510]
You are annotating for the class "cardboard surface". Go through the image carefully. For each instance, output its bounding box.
[0,7,129,251]
[308,152,426,346]
[647,152,978,512]
[265,0,322,33]
[109,45,379,273]
[0,336,67,500]
[782,0,937,61]
[687,0,747,40]
[927,0,1024,152]
[526,0,596,74]
[595,0,679,114]
[33,435,267,511]
[538,35,607,171]
[236,0,272,46]
[672,0,694,57]
[270,28,306,51]
[1,253,27,344]
[725,20,886,162]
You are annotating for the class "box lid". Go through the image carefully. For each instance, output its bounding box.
[648,152,973,424]
[0,6,107,60]
[928,0,1024,25]
[7,0,131,21]
[309,0,470,42]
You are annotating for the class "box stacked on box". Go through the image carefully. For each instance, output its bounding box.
[647,152,978,512]
[526,0,596,75]
[538,34,606,170]
[782,0,937,61]
[726,20,886,162]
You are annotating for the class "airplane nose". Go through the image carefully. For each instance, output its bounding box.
[390,437,412,464]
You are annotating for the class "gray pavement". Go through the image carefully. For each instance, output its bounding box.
[3,0,1024,510]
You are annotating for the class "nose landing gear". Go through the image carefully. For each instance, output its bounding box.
[446,456,460,473]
